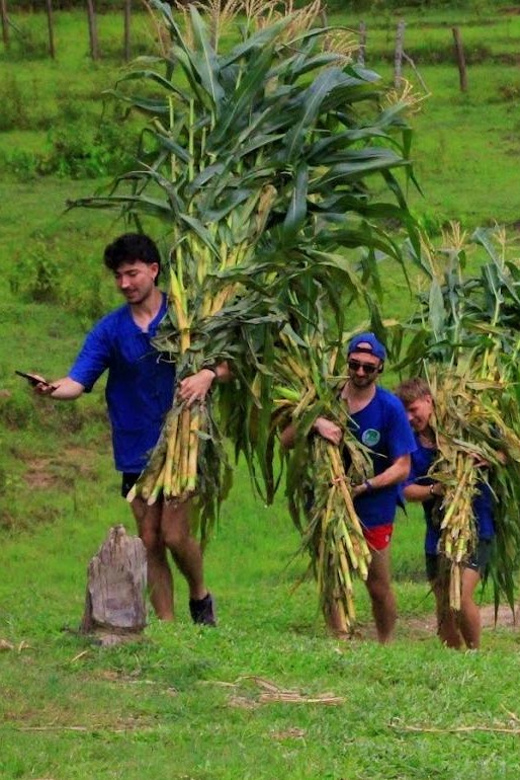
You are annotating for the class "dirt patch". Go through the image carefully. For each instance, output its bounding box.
[403,603,519,639]
[24,459,59,490]
[24,449,98,490]
[336,604,520,644]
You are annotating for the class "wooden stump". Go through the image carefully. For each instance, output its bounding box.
[80,524,147,646]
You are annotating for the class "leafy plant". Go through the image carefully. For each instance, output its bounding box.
[395,224,520,610]
[9,238,62,302]
[72,0,419,540]
[0,74,33,131]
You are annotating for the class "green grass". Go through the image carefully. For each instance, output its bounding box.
[1,293,518,780]
[1,457,519,780]
[2,5,520,779]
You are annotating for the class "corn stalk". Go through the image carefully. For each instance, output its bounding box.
[399,225,520,610]
[274,329,373,633]
[71,0,419,539]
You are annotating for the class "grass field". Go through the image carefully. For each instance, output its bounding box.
[2,4,520,779]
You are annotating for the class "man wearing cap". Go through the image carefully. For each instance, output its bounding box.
[299,332,416,642]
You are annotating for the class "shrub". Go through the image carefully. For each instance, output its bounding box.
[0,75,33,131]
[9,238,62,303]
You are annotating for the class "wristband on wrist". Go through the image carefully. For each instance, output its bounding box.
[205,365,218,377]
[364,479,373,492]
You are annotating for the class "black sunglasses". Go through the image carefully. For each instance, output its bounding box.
[348,359,379,375]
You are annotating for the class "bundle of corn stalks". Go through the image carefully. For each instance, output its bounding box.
[424,364,520,609]
[397,224,520,609]
[73,0,419,539]
[274,329,373,633]
[124,183,281,527]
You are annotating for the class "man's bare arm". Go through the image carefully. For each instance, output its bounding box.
[352,453,411,497]
[403,481,444,503]
[34,375,85,400]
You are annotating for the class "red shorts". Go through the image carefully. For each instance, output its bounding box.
[362,523,393,551]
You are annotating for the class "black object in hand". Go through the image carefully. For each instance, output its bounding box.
[15,370,52,388]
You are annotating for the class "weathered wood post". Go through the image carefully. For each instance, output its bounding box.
[86,0,100,61]
[80,525,147,646]
[1,0,9,50]
[123,0,131,62]
[45,0,55,59]
[394,19,405,88]
[452,26,468,92]
[358,21,366,67]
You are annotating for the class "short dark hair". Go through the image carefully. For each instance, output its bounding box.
[394,376,431,406]
[103,233,161,277]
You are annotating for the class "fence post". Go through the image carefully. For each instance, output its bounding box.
[1,0,9,50]
[86,0,100,61]
[124,0,131,61]
[358,21,366,66]
[394,19,405,88]
[452,26,468,92]
[45,0,55,59]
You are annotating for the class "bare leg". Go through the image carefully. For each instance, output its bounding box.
[160,500,207,601]
[131,498,174,620]
[457,567,481,649]
[431,575,461,649]
[365,546,396,644]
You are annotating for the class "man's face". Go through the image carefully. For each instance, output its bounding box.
[114,260,158,305]
[405,395,433,433]
[347,348,382,388]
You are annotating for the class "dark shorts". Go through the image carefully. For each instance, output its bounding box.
[426,538,493,581]
[121,472,140,498]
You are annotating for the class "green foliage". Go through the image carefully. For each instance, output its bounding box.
[8,0,132,8]
[0,74,36,132]
[0,22,50,60]
[0,114,135,181]
[71,1,419,526]
[7,233,117,324]
[392,226,520,610]
[46,114,135,179]
[0,448,520,779]
[335,0,502,10]
[9,237,62,302]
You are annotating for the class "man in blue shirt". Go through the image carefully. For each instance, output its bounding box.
[396,377,495,650]
[34,234,223,625]
[282,333,416,642]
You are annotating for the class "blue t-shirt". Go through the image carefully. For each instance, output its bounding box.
[348,387,416,528]
[407,435,495,554]
[69,295,175,473]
